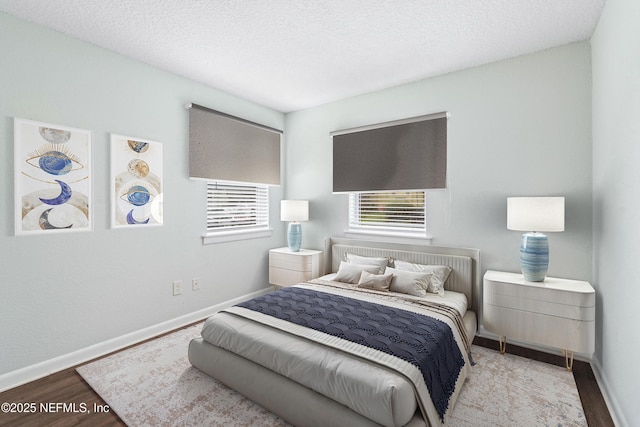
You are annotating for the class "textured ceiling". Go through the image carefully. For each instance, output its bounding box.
[0,1,605,112]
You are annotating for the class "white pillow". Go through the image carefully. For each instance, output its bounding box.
[393,261,452,296]
[345,253,389,274]
[357,270,393,291]
[386,267,432,297]
[334,261,381,284]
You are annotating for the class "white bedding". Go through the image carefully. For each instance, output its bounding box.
[200,280,472,427]
[318,274,468,314]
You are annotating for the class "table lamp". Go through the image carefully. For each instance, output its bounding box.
[280,200,308,252]
[507,197,565,281]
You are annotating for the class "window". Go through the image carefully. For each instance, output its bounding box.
[203,181,271,244]
[349,191,427,237]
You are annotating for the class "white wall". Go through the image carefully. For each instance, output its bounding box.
[592,0,640,425]
[286,43,593,288]
[0,13,286,379]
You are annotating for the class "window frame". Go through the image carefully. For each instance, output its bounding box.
[347,190,429,239]
[202,181,272,244]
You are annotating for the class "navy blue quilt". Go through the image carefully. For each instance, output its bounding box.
[236,286,465,420]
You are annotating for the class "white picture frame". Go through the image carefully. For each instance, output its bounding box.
[110,134,163,228]
[14,118,92,235]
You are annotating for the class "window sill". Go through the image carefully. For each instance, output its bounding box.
[345,229,433,243]
[202,228,272,245]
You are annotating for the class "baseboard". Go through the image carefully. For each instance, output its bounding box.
[0,287,272,393]
[590,357,628,427]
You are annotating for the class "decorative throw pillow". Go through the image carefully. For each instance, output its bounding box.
[345,253,389,274]
[334,261,381,284]
[386,267,432,297]
[357,270,393,291]
[393,261,452,296]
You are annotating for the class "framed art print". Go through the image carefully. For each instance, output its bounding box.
[14,118,92,235]
[110,134,163,228]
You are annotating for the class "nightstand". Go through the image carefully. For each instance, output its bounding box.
[269,247,323,287]
[483,270,595,371]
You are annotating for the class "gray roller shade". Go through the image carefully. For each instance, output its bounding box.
[332,113,447,193]
[189,103,282,185]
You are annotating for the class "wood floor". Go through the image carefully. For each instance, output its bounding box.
[0,336,615,427]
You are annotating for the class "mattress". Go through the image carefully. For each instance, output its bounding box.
[195,280,473,427]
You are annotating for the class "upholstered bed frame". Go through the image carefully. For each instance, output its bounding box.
[323,237,480,314]
[189,237,481,427]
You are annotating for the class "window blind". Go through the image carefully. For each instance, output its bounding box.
[349,191,426,233]
[207,182,269,231]
[189,103,282,185]
[332,112,447,193]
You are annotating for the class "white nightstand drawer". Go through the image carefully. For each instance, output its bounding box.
[484,292,595,321]
[483,305,595,353]
[269,267,312,287]
[485,273,595,307]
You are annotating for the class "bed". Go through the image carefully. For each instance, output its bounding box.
[189,237,480,427]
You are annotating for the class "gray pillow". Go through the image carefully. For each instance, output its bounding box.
[393,261,452,296]
[334,261,381,284]
[387,267,432,297]
[345,253,389,274]
[357,270,393,291]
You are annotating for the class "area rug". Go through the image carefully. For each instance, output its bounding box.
[77,323,587,427]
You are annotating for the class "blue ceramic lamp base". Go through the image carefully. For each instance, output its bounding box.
[287,222,302,252]
[520,232,549,282]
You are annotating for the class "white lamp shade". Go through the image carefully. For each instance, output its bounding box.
[281,200,309,222]
[507,197,565,232]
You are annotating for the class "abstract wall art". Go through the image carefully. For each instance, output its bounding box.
[14,118,92,235]
[110,134,163,228]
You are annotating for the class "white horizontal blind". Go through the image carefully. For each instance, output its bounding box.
[349,191,426,234]
[207,182,269,232]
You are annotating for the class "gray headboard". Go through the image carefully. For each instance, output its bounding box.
[323,237,481,313]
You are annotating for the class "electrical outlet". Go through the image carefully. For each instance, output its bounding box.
[192,278,201,291]
[173,280,183,296]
